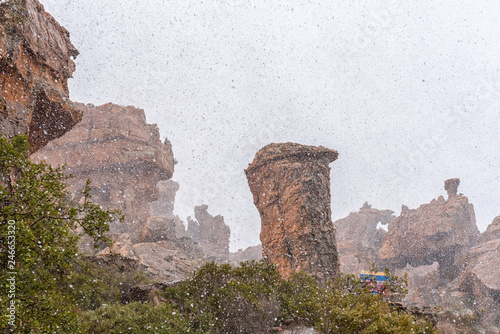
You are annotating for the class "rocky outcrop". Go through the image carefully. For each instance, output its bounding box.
[146,180,187,241]
[186,205,231,261]
[444,178,460,198]
[31,103,175,244]
[334,202,394,274]
[457,217,500,330]
[379,179,479,282]
[97,234,201,281]
[0,0,81,151]
[481,216,500,243]
[245,143,339,281]
[229,244,263,265]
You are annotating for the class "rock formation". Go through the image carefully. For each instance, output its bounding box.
[186,205,231,261]
[147,180,187,241]
[97,234,201,281]
[334,202,395,274]
[456,216,500,330]
[0,0,81,151]
[245,142,339,281]
[444,178,460,198]
[481,216,500,243]
[31,103,175,243]
[229,244,263,265]
[379,179,479,282]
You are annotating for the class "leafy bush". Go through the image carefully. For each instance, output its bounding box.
[278,271,437,334]
[161,260,437,334]
[0,135,120,333]
[64,255,150,311]
[82,302,192,334]
[164,260,281,334]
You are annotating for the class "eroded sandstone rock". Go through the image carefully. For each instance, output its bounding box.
[245,142,339,281]
[334,202,394,274]
[379,179,480,282]
[0,0,81,151]
[31,103,175,244]
[97,234,202,281]
[186,205,231,261]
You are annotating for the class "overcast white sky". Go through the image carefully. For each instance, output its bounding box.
[42,0,500,251]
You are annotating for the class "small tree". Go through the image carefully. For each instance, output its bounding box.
[0,135,120,333]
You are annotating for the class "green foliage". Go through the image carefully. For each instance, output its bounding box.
[82,302,192,334]
[0,135,120,333]
[278,271,437,334]
[64,255,150,311]
[164,260,282,334]
[161,260,438,334]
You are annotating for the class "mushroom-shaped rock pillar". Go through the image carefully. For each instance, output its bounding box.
[245,143,340,282]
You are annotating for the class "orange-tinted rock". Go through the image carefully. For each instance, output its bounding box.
[334,202,394,274]
[0,0,81,151]
[186,205,230,261]
[245,143,339,281]
[379,179,480,282]
[31,103,175,244]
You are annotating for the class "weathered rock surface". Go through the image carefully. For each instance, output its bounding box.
[444,178,460,198]
[229,244,263,265]
[186,205,231,261]
[245,143,339,281]
[97,234,201,281]
[31,103,175,243]
[481,216,500,243]
[379,179,479,282]
[0,0,81,151]
[457,225,500,328]
[334,202,394,274]
[147,179,187,240]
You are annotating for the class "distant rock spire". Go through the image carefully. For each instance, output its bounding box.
[444,178,460,198]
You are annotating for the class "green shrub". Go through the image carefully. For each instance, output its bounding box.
[278,271,437,334]
[164,260,281,334]
[0,135,119,333]
[82,302,192,334]
[64,255,150,311]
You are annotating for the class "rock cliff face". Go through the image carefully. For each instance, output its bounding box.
[379,179,479,282]
[245,143,339,281]
[334,202,394,274]
[186,205,231,261]
[31,103,175,243]
[0,0,81,151]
